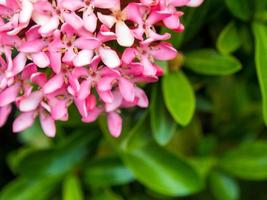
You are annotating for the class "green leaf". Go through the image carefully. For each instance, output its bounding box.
[252,22,267,125]
[217,21,241,54]
[162,71,195,126]
[122,143,203,196]
[184,49,242,75]
[239,24,253,54]
[0,176,60,200]
[15,131,100,177]
[63,174,84,200]
[85,156,134,188]
[92,190,123,200]
[225,0,252,21]
[188,157,217,180]
[150,85,176,145]
[120,112,151,152]
[219,141,267,180]
[209,171,240,200]
[165,0,217,48]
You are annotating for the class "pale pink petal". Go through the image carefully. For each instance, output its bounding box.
[43,74,64,94]
[48,51,62,74]
[150,42,177,60]
[77,80,91,100]
[50,100,68,120]
[141,56,157,76]
[122,48,137,64]
[20,40,45,53]
[163,14,182,30]
[19,91,43,112]
[60,0,84,11]
[73,50,93,67]
[32,52,50,68]
[169,0,190,7]
[135,87,149,108]
[98,90,113,103]
[0,83,20,107]
[94,0,120,10]
[107,112,122,137]
[99,47,121,68]
[62,49,76,64]
[115,21,134,47]
[97,77,114,91]
[0,105,12,127]
[97,13,116,28]
[73,37,100,50]
[13,111,35,133]
[74,98,88,118]
[105,91,122,112]
[119,77,135,102]
[39,16,59,35]
[83,9,97,32]
[62,11,83,30]
[19,0,33,24]
[40,112,56,137]
[12,52,27,76]
[187,0,204,7]
[82,107,102,123]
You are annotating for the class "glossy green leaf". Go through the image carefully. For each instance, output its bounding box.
[120,111,151,152]
[252,22,267,125]
[184,49,242,75]
[15,131,100,177]
[85,157,134,188]
[0,176,60,200]
[162,71,195,126]
[217,21,241,54]
[209,171,240,200]
[150,85,176,145]
[122,143,203,196]
[225,0,252,21]
[219,141,267,180]
[63,174,84,200]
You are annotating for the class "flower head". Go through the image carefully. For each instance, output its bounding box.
[0,0,203,137]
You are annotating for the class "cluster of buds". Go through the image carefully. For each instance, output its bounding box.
[0,0,203,137]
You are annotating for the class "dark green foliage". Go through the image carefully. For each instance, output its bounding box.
[1,0,267,199]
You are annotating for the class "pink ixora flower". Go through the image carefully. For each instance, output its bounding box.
[0,0,203,137]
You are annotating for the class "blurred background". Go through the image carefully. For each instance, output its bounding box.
[1,0,267,199]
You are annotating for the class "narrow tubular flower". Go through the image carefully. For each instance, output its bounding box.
[0,0,203,137]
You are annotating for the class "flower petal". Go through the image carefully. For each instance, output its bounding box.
[0,83,20,107]
[19,91,43,112]
[13,111,35,133]
[40,112,56,137]
[115,21,134,47]
[32,52,50,68]
[107,112,122,137]
[43,74,64,94]
[73,50,93,67]
[99,47,121,68]
[119,77,135,102]
[0,105,12,127]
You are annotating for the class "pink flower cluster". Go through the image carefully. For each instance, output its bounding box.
[0,0,203,138]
